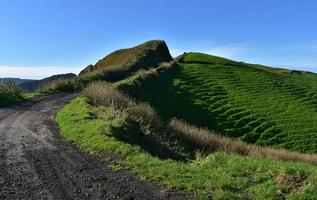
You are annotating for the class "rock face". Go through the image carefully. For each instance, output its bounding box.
[18,73,77,92]
[79,40,173,76]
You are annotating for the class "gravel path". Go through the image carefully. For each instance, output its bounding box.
[0,93,187,200]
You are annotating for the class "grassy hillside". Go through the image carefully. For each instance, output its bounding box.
[55,42,317,199]
[39,40,173,93]
[135,53,317,153]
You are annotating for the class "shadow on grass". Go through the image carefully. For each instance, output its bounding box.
[110,119,190,162]
[132,67,221,132]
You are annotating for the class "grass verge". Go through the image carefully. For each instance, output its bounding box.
[56,97,317,199]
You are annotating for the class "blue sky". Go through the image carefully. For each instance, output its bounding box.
[1,0,317,79]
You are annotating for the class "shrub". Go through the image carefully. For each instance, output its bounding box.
[83,82,163,134]
[127,102,163,135]
[39,79,75,93]
[0,82,23,106]
[83,82,132,110]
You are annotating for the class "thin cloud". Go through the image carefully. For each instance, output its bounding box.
[273,61,317,71]
[0,66,82,79]
[170,43,251,59]
[205,45,248,58]
[290,43,317,50]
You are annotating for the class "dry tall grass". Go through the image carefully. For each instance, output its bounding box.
[135,61,176,81]
[83,82,162,135]
[127,102,163,134]
[83,82,131,109]
[116,61,178,96]
[168,118,317,165]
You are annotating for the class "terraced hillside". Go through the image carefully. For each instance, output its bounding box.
[137,53,317,153]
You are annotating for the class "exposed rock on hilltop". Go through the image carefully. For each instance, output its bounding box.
[79,40,173,76]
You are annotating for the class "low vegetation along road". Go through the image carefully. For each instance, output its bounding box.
[0,93,185,200]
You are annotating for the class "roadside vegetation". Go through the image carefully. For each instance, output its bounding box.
[83,82,317,165]
[0,82,45,107]
[57,83,317,199]
[0,82,23,106]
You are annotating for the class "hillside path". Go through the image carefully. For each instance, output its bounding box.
[0,93,186,200]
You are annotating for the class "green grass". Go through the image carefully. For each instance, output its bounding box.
[56,97,317,199]
[181,52,244,66]
[23,92,42,100]
[135,53,317,153]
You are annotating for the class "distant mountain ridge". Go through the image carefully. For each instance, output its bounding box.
[18,73,76,92]
[0,78,35,85]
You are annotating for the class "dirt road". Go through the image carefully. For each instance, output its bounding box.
[0,93,187,200]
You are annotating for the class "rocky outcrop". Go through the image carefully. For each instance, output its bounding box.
[79,40,173,76]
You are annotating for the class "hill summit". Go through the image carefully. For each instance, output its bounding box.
[79,40,173,76]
